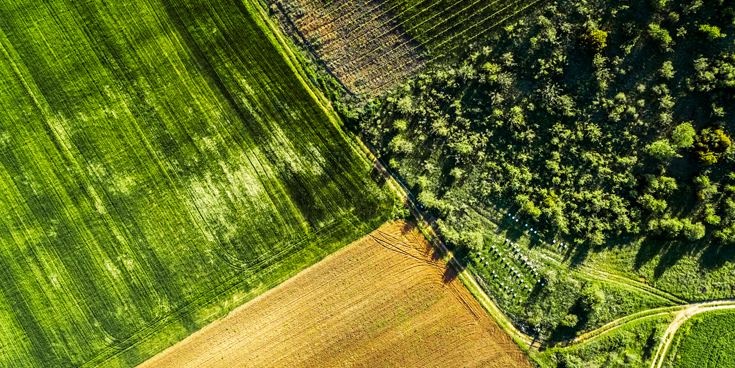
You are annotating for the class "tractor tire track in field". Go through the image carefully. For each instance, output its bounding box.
[370,230,483,320]
[138,221,532,368]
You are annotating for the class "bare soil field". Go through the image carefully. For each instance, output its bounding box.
[137,221,531,368]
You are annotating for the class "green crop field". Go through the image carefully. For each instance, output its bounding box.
[0,0,393,366]
[667,310,735,368]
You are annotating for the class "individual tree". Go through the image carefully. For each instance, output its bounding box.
[651,0,668,10]
[562,314,579,327]
[671,122,695,148]
[659,61,675,80]
[659,218,685,237]
[509,106,526,128]
[695,175,718,201]
[389,135,414,154]
[699,150,718,165]
[699,24,726,41]
[648,24,673,51]
[393,119,407,131]
[460,231,484,251]
[639,194,667,212]
[582,29,608,53]
[397,96,413,115]
[482,62,501,83]
[657,176,679,195]
[682,219,706,240]
[646,139,679,160]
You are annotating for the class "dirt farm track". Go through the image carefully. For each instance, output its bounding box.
[137,221,531,367]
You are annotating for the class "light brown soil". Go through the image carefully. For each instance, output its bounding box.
[137,221,532,368]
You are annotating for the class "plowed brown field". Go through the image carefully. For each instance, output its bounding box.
[137,221,531,368]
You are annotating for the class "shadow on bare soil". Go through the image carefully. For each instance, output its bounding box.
[443,261,460,284]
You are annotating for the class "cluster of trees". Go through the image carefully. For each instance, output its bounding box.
[358,0,735,248]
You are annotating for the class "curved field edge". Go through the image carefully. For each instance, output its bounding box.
[0,0,396,366]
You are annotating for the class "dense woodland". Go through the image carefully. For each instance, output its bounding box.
[357,0,735,249]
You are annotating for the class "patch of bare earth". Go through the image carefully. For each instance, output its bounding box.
[137,221,531,368]
[272,0,427,97]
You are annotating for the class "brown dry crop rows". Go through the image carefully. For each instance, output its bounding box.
[138,221,531,368]
[275,0,427,97]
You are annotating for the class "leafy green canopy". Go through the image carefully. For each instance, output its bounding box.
[359,0,735,248]
[0,0,391,366]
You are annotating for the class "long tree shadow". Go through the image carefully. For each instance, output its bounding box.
[443,253,470,284]
[633,235,729,279]
[546,298,589,343]
[699,243,735,270]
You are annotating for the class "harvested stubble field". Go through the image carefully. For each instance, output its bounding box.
[273,0,543,96]
[0,0,392,366]
[138,221,531,368]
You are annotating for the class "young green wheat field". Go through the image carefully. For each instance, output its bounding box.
[0,0,393,366]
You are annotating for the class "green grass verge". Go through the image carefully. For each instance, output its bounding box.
[583,237,735,302]
[537,314,673,368]
[0,0,394,366]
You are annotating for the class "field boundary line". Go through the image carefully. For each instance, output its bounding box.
[351,135,537,351]
[252,0,380,173]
